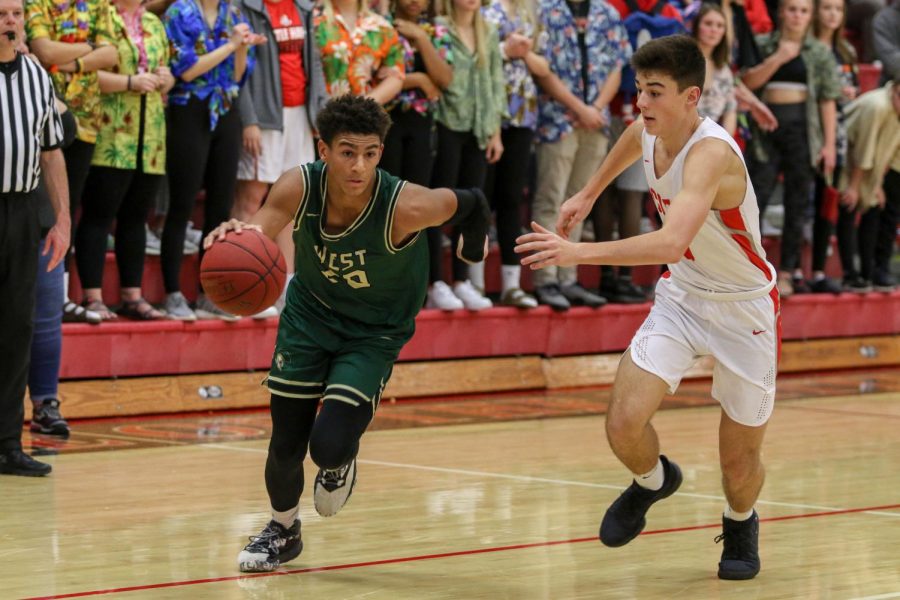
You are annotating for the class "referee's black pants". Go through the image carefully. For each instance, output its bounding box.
[0,193,40,451]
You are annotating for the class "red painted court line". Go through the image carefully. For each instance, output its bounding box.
[24,502,900,600]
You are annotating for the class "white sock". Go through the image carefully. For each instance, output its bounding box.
[501,265,521,293]
[468,262,485,291]
[63,271,70,302]
[634,457,664,491]
[272,504,299,528]
[724,505,754,521]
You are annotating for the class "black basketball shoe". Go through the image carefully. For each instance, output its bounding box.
[238,519,302,573]
[599,455,683,547]
[716,511,761,580]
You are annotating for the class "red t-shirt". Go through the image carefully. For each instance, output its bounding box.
[264,0,307,107]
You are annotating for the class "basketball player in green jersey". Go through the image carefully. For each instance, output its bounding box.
[203,95,493,573]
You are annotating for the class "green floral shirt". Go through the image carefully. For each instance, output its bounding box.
[92,9,169,174]
[26,0,117,143]
[752,32,841,167]
[433,17,507,149]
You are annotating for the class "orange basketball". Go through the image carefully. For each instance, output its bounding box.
[200,229,287,316]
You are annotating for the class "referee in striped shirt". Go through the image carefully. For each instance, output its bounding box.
[0,0,68,477]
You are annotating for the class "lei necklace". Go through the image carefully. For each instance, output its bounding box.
[55,0,91,43]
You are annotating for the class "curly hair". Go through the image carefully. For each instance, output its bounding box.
[315,95,393,145]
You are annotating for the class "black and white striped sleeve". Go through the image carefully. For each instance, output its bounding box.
[39,75,64,151]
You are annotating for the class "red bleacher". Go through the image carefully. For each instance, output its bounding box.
[61,239,900,379]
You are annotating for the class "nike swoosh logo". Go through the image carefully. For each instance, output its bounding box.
[752,330,766,335]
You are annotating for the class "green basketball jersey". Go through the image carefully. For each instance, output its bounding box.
[287,160,429,335]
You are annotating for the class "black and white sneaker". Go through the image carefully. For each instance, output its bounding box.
[30,399,70,437]
[313,458,357,517]
[238,519,302,573]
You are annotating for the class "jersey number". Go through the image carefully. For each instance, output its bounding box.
[321,269,371,289]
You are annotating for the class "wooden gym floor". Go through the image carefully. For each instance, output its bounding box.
[4,368,900,599]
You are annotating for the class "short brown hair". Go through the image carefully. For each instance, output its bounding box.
[631,35,707,93]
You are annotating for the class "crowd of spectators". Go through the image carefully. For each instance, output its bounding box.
[5,0,898,439]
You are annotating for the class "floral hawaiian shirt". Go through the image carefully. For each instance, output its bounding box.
[536,0,631,144]
[433,16,507,149]
[482,0,541,130]
[164,0,255,130]
[385,14,452,115]
[25,0,116,143]
[92,8,169,174]
[314,8,405,98]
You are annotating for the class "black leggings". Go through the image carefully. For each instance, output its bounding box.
[380,108,435,186]
[63,139,95,271]
[76,167,161,290]
[162,97,241,293]
[64,138,95,220]
[265,395,373,512]
[429,124,487,282]
[749,103,812,273]
[77,97,161,290]
[485,126,533,265]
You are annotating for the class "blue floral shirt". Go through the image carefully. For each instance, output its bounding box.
[536,0,631,143]
[482,0,541,130]
[164,0,255,130]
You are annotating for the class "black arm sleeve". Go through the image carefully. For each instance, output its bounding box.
[442,188,491,264]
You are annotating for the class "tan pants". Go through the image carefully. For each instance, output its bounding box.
[532,128,609,287]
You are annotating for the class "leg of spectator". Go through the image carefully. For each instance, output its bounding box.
[450,133,489,284]
[532,134,578,289]
[76,166,132,318]
[162,99,212,295]
[775,106,813,285]
[117,171,163,315]
[29,236,65,410]
[873,169,899,287]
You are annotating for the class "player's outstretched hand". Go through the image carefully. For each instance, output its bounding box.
[203,219,263,250]
[515,221,580,270]
[556,193,594,238]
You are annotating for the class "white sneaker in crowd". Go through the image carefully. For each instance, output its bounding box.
[145,225,161,256]
[426,280,464,310]
[453,280,493,311]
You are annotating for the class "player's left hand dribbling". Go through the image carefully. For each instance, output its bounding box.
[515,222,579,270]
[203,219,263,249]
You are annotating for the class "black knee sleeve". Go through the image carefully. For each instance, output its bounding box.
[443,188,490,264]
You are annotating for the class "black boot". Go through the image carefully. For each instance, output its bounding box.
[716,511,761,580]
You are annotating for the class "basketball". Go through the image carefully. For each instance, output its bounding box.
[200,229,287,316]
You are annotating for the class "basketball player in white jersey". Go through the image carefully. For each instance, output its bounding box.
[515,35,779,580]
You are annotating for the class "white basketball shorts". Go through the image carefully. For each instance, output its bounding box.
[629,275,781,426]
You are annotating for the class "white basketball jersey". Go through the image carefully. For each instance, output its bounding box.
[641,118,776,299]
